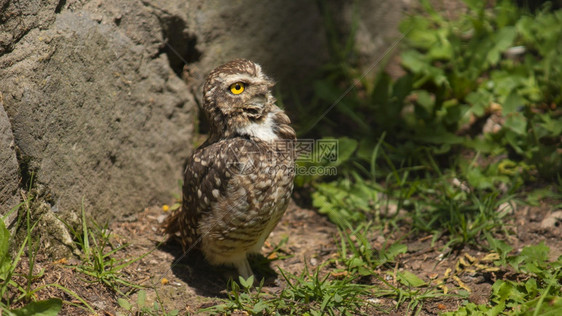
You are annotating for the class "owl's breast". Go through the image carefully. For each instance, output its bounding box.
[236,141,295,218]
[201,139,295,247]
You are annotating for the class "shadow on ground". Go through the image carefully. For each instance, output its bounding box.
[159,239,279,297]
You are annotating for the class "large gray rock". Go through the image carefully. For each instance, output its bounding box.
[0,0,423,226]
[0,1,194,222]
[0,97,20,219]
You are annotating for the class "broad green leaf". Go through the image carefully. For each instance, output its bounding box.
[524,278,538,295]
[428,30,453,60]
[384,243,408,261]
[486,235,512,264]
[493,280,522,304]
[464,137,503,154]
[490,300,506,315]
[252,301,268,313]
[356,138,378,164]
[10,299,62,316]
[238,275,254,289]
[503,91,526,114]
[539,115,562,136]
[401,50,428,74]
[396,271,427,287]
[486,26,517,66]
[492,73,526,101]
[504,114,527,135]
[117,298,132,311]
[357,266,373,276]
[349,257,364,269]
[415,90,435,114]
[334,293,343,303]
[401,16,436,49]
[137,290,146,307]
[519,242,550,273]
[0,220,10,277]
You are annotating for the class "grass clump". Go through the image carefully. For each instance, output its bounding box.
[207,267,375,315]
[59,202,148,296]
[1,191,93,315]
[336,223,406,276]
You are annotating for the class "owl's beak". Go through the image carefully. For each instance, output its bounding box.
[246,95,266,108]
[243,95,266,118]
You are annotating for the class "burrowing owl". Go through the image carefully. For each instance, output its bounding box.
[165,59,296,278]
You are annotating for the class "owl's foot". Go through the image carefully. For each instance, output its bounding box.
[234,257,254,279]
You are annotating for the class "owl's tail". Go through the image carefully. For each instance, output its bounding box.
[162,209,194,251]
[161,209,181,236]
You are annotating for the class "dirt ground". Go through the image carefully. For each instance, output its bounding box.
[13,198,562,315]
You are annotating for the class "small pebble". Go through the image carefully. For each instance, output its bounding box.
[541,210,562,229]
[157,214,167,224]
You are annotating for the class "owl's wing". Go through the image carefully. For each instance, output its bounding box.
[166,137,260,249]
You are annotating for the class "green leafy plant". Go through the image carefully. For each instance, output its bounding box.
[398,0,562,178]
[295,0,561,183]
[5,298,62,316]
[312,177,380,227]
[0,204,25,310]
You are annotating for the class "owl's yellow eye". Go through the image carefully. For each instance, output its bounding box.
[229,82,245,95]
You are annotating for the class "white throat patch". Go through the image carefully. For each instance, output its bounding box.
[237,112,278,142]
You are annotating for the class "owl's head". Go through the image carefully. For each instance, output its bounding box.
[202,59,282,141]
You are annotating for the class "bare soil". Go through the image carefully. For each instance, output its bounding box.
[12,198,562,315]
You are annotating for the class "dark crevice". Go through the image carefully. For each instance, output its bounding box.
[55,0,66,14]
[15,150,36,191]
[158,15,201,77]
[0,25,33,58]
[4,108,33,190]
[0,1,10,22]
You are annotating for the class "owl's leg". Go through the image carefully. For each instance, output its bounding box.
[234,256,254,279]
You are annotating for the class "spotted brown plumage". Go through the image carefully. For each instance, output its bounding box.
[164,59,296,278]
